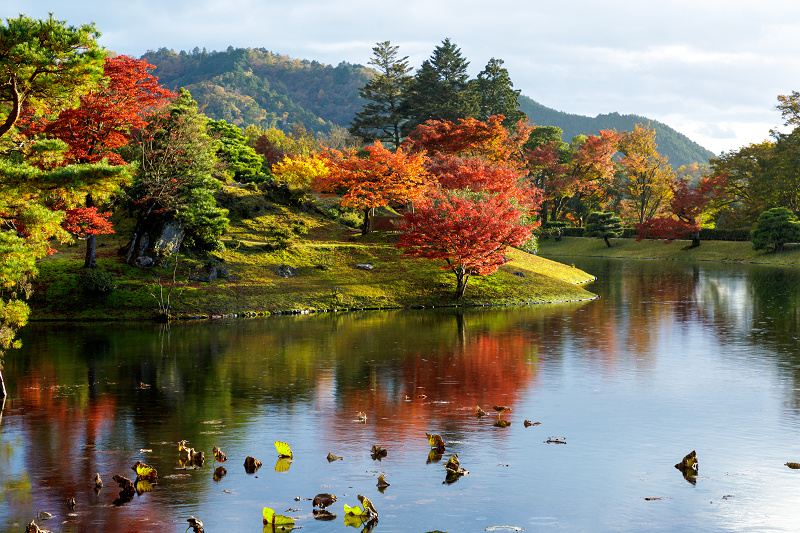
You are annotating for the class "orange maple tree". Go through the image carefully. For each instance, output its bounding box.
[316,141,431,234]
[403,114,531,164]
[526,129,620,224]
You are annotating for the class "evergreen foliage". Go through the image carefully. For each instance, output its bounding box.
[349,41,412,149]
[401,38,477,134]
[584,211,625,247]
[142,47,372,136]
[751,207,800,253]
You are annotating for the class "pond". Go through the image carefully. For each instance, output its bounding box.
[2,257,800,532]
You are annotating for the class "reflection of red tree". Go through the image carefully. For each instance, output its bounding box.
[329,324,538,450]
[12,370,175,531]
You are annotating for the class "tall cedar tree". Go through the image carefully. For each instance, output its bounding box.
[398,191,531,299]
[316,141,430,235]
[349,41,412,149]
[126,89,228,263]
[471,58,525,126]
[635,174,728,247]
[32,55,175,267]
[401,38,477,134]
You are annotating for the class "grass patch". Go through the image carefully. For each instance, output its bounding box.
[538,235,800,265]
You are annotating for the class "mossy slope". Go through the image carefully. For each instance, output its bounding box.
[30,186,596,321]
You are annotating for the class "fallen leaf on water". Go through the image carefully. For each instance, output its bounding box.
[275,441,293,458]
[494,420,512,428]
[327,452,343,462]
[493,405,511,415]
[36,510,52,521]
[132,460,158,480]
[426,433,446,450]
[475,406,487,417]
[187,516,204,533]
[213,466,227,482]
[524,420,540,427]
[785,462,800,469]
[244,456,262,474]
[376,474,390,490]
[545,437,567,444]
[212,446,227,463]
[313,493,338,509]
[370,445,388,460]
[262,507,295,530]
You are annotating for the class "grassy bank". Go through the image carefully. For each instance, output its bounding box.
[538,235,800,265]
[29,186,596,322]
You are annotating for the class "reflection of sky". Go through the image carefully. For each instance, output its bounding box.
[3,260,800,531]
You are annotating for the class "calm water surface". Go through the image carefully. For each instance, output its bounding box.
[2,257,800,532]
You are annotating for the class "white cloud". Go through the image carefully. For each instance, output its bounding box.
[5,0,800,154]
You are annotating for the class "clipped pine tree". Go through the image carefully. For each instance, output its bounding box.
[585,211,624,247]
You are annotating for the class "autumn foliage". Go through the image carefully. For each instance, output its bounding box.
[635,173,728,245]
[316,141,431,233]
[398,191,531,299]
[403,115,531,164]
[32,55,175,166]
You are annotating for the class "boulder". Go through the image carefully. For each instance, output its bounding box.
[275,265,297,278]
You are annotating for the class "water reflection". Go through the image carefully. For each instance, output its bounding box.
[2,258,800,532]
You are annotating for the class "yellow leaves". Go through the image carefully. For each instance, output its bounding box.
[426,433,445,450]
[131,460,157,481]
[274,441,293,459]
[271,155,329,188]
[262,507,295,531]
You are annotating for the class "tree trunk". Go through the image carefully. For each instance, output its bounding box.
[83,193,97,268]
[604,236,612,248]
[361,207,373,236]
[84,235,97,268]
[0,368,6,399]
[454,270,470,299]
[689,229,701,248]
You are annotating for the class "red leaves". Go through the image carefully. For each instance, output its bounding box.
[62,207,114,238]
[636,173,729,242]
[31,55,175,166]
[403,115,524,163]
[398,191,531,298]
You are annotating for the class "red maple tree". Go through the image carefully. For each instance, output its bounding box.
[403,114,531,165]
[26,55,175,267]
[316,141,431,234]
[635,173,729,247]
[398,191,531,299]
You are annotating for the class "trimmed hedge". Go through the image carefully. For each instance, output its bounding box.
[557,226,751,241]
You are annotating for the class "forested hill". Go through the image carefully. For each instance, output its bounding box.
[142,46,716,167]
[142,47,374,134]
[519,96,716,167]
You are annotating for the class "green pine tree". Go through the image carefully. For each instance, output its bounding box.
[401,38,477,134]
[349,41,412,149]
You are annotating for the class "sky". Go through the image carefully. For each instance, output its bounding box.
[6,0,800,156]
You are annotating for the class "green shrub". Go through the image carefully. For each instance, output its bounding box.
[79,268,117,294]
[751,207,800,252]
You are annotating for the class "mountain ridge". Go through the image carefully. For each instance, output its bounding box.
[142,46,715,167]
